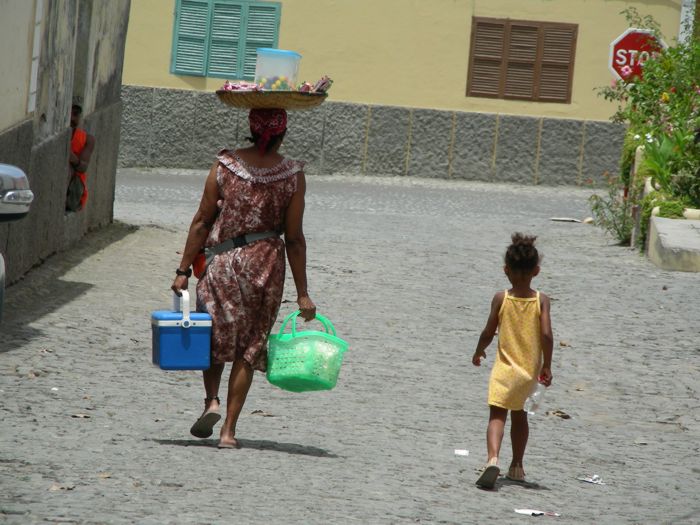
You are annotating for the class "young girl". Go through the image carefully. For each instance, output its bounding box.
[472,233,553,489]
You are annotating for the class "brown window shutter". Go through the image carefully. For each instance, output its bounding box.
[503,23,539,99]
[467,17,577,104]
[467,18,506,97]
[538,24,577,102]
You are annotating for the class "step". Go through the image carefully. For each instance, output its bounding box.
[647,216,700,272]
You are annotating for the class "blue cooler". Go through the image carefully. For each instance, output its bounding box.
[151,290,212,370]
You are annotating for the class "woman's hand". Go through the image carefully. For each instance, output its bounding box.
[171,275,188,295]
[297,295,316,321]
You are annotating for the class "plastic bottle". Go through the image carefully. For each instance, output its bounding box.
[524,382,547,416]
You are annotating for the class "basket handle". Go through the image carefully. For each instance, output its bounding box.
[277,310,336,337]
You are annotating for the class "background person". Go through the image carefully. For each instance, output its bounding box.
[471,233,554,489]
[171,108,316,449]
[66,103,95,212]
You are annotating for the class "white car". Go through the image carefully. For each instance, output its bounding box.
[0,163,34,322]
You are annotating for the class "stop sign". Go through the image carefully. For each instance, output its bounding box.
[610,28,667,81]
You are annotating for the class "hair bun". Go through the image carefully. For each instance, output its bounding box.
[505,232,540,272]
[511,232,537,247]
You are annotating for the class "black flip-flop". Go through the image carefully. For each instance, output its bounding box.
[190,411,221,438]
[476,465,500,489]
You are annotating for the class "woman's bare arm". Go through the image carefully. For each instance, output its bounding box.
[171,163,219,294]
[284,172,316,320]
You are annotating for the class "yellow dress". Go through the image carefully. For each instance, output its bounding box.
[487,290,543,410]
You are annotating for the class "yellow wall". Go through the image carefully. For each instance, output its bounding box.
[122,0,682,120]
[0,0,36,132]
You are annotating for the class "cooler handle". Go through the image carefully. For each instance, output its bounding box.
[173,289,192,328]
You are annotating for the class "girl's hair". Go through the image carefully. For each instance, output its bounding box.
[505,233,540,272]
[246,131,286,153]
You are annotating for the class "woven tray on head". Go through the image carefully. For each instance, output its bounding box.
[216,90,327,110]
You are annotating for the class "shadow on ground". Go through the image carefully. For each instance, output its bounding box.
[1,222,137,353]
[152,437,338,457]
[475,478,551,492]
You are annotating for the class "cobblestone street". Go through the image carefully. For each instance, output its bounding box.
[1,170,699,524]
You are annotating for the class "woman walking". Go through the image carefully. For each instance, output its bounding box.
[171,108,316,449]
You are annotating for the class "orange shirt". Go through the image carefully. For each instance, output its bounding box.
[70,128,89,208]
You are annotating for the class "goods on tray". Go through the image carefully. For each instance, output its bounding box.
[221,48,332,95]
[220,80,260,92]
[219,75,333,94]
[258,75,293,90]
[311,75,333,93]
[255,48,301,91]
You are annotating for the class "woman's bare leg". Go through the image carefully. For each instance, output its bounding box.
[203,363,225,411]
[509,409,529,477]
[487,405,508,463]
[219,360,254,447]
[190,363,225,438]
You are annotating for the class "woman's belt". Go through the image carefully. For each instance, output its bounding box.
[204,231,279,265]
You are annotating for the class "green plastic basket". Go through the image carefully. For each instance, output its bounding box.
[267,311,348,392]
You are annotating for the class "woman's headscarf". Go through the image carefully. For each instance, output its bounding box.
[249,108,287,154]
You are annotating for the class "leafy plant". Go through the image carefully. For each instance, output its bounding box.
[589,174,633,244]
[592,6,700,245]
[657,200,686,218]
[642,130,699,205]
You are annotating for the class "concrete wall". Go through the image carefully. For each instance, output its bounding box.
[122,0,681,121]
[0,0,131,284]
[119,85,624,186]
[0,0,35,130]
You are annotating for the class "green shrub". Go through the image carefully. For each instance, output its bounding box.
[637,192,687,250]
[597,7,700,208]
[589,174,633,245]
[657,200,686,218]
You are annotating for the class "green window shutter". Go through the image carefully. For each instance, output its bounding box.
[241,2,281,80]
[172,0,211,76]
[208,1,243,78]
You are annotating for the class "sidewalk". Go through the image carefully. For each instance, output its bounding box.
[1,174,699,524]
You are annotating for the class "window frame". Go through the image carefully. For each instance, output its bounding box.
[466,16,578,104]
[170,0,281,80]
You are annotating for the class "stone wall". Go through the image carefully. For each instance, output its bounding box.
[0,0,130,285]
[119,85,625,186]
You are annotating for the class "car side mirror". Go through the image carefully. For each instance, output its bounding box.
[0,163,34,222]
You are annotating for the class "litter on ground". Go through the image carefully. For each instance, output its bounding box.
[577,474,605,485]
[514,508,561,517]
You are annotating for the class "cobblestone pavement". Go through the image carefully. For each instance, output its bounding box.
[1,169,699,524]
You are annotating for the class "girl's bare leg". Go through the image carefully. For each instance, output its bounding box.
[219,360,254,447]
[510,409,529,475]
[486,406,508,462]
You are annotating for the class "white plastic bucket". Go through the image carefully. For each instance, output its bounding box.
[254,48,301,90]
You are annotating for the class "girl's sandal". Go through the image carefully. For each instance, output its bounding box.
[476,457,500,489]
[190,397,222,438]
[506,465,526,482]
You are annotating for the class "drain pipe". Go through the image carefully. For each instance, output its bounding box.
[679,0,696,44]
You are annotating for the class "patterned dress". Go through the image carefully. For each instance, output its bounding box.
[487,291,543,410]
[196,150,304,371]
